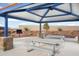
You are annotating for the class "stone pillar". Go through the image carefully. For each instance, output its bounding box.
[0,37,13,51]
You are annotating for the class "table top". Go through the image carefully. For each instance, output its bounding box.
[26,37,64,45]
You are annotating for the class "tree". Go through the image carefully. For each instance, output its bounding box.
[43,22,50,36]
[58,28,62,31]
[24,27,29,31]
[24,27,31,36]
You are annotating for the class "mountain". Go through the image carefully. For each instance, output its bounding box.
[19,25,79,31]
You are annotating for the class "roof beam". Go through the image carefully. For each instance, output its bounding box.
[26,11,42,17]
[0,3,17,10]
[39,4,64,21]
[44,13,69,18]
[25,3,56,11]
[40,19,79,23]
[0,14,39,23]
[7,3,63,13]
[40,9,50,21]
[22,4,62,18]
[27,3,63,11]
[53,8,79,18]
[6,8,42,17]
[0,3,33,14]
[6,3,63,18]
[6,4,54,18]
[34,3,62,10]
[7,3,52,13]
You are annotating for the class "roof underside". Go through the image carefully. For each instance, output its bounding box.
[0,3,79,23]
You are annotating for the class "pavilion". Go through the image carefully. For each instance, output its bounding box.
[0,3,79,55]
[0,3,79,37]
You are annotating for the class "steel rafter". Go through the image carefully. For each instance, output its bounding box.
[0,3,79,24]
[7,3,63,13]
[45,13,69,18]
[26,11,42,17]
[39,3,64,22]
[0,3,33,14]
[0,14,39,23]
[40,19,79,23]
[7,3,53,13]
[26,3,63,19]
[6,3,63,18]
[40,9,50,22]
[5,4,54,18]
[25,3,63,11]
[25,3,56,11]
[5,9,42,17]
[53,8,79,18]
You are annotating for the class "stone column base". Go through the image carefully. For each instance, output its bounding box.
[0,37,13,51]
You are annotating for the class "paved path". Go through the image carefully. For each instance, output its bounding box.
[0,37,79,56]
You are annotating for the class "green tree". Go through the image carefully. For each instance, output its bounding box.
[43,22,50,36]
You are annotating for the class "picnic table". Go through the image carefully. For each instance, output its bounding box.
[26,36,64,56]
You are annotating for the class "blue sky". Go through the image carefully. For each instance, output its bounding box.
[0,17,79,29]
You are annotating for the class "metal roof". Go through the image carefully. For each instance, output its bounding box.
[0,3,79,23]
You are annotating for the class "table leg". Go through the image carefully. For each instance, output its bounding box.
[27,41,35,52]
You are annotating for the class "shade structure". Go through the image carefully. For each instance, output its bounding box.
[0,3,79,54]
[0,3,79,23]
